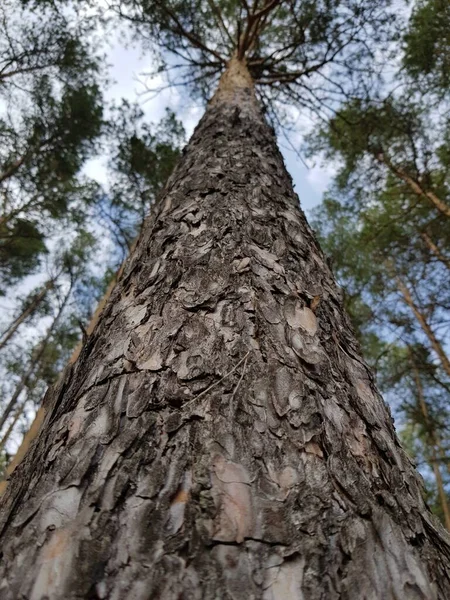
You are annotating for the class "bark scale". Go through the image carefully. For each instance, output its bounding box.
[1,59,450,599]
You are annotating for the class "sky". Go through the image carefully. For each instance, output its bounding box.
[83,31,336,215]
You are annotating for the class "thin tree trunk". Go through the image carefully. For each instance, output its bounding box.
[0,405,46,495]
[0,135,56,189]
[0,399,26,450]
[421,231,450,270]
[376,152,450,219]
[1,58,450,599]
[0,356,40,434]
[0,277,56,351]
[396,275,450,378]
[411,360,450,531]
[0,287,70,432]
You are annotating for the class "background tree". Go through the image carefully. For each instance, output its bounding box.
[403,0,450,94]
[97,102,185,259]
[114,0,395,119]
[0,0,105,291]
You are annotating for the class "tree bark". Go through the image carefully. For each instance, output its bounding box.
[1,58,450,599]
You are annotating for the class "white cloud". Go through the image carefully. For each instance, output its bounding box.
[306,162,338,196]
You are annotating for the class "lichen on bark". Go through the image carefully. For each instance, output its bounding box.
[1,59,450,600]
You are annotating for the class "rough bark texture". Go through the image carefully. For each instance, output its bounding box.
[1,61,450,599]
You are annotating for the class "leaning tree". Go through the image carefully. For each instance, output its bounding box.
[1,1,450,598]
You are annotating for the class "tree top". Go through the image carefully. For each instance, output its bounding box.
[114,0,396,115]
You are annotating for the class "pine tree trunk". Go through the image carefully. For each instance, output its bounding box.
[1,59,450,600]
[0,399,26,450]
[395,274,450,378]
[0,276,55,351]
[411,361,450,531]
[0,287,70,433]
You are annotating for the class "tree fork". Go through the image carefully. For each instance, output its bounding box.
[1,58,450,599]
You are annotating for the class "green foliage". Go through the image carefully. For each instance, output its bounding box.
[28,81,104,190]
[97,103,185,255]
[116,0,396,112]
[0,220,47,295]
[0,0,105,292]
[0,1,99,87]
[403,0,450,92]
[309,98,449,210]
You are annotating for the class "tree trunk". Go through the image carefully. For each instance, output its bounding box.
[1,58,450,600]
[0,276,56,351]
[420,231,450,271]
[395,274,450,378]
[411,360,450,531]
[0,286,70,433]
[376,152,450,219]
[0,399,26,451]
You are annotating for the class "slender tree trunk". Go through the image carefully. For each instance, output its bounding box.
[0,399,26,450]
[0,405,46,495]
[0,355,39,434]
[420,231,450,271]
[0,135,56,189]
[1,58,450,600]
[411,361,450,531]
[0,277,56,351]
[376,152,450,219]
[395,275,450,378]
[0,287,70,432]
[428,446,450,531]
